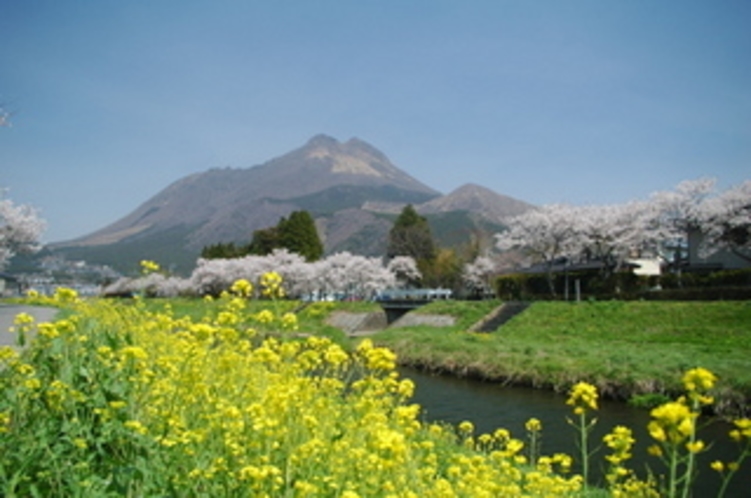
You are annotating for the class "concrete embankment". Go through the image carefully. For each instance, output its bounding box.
[327,310,456,337]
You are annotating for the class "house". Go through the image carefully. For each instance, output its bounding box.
[627,258,662,277]
[0,272,19,297]
[686,229,750,272]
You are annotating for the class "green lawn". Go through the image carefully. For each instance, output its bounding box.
[371,300,751,416]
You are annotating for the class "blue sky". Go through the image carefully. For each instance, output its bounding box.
[2,1,749,242]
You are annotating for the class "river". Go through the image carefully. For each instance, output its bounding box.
[401,367,750,498]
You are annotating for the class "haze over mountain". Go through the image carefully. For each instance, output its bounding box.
[52,135,533,273]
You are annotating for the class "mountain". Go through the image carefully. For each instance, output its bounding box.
[51,135,533,274]
[417,183,534,224]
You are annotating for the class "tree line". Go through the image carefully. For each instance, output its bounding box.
[200,203,474,292]
[2,177,747,300]
[201,210,323,262]
[479,178,750,297]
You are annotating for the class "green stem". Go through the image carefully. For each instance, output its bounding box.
[716,471,734,498]
[580,412,589,488]
[529,431,538,467]
[717,449,750,498]
[668,446,678,498]
[680,399,700,498]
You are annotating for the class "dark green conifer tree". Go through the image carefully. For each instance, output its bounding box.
[201,242,244,259]
[247,227,281,256]
[387,204,436,261]
[207,210,323,261]
[278,210,324,261]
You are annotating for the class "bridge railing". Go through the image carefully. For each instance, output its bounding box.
[374,288,453,302]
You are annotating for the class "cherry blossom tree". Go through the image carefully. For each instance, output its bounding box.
[386,256,422,288]
[492,178,749,287]
[569,202,654,274]
[462,255,498,297]
[495,204,580,295]
[104,273,193,298]
[647,178,717,264]
[1,192,46,269]
[700,180,751,262]
[110,249,408,299]
[313,252,395,300]
[189,249,308,297]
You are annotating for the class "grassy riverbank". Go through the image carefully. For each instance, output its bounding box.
[371,300,751,416]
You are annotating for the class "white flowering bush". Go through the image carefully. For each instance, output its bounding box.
[104,249,415,300]
[0,192,46,269]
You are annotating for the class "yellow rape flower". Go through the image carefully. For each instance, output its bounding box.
[281,312,298,331]
[647,445,663,457]
[53,287,79,303]
[0,346,18,362]
[566,381,598,414]
[525,418,542,432]
[108,400,127,410]
[356,338,397,371]
[458,421,474,435]
[38,322,59,339]
[119,346,148,360]
[124,420,148,435]
[260,271,285,298]
[648,401,695,444]
[732,418,751,440]
[24,378,41,390]
[13,312,35,327]
[682,367,717,393]
[140,259,161,275]
[686,440,705,453]
[604,425,635,472]
[230,278,253,297]
[255,309,275,325]
[216,311,239,326]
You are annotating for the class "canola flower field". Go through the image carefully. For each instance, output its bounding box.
[1,276,750,497]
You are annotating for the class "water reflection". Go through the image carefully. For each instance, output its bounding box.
[401,367,749,498]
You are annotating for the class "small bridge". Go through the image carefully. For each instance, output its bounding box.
[375,288,452,324]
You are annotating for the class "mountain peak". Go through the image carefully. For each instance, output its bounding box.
[306,134,340,148]
[418,183,534,223]
[451,183,493,195]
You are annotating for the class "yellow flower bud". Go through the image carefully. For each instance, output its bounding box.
[686,440,705,453]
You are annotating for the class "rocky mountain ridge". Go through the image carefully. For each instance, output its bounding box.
[52,135,533,273]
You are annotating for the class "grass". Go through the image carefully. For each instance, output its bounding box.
[371,300,751,416]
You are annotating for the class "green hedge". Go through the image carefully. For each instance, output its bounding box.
[495,271,649,301]
[660,268,751,289]
[638,286,751,301]
[496,268,751,301]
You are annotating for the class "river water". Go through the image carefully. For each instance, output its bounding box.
[400,367,750,498]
